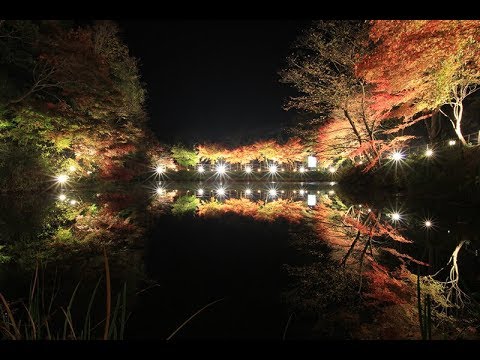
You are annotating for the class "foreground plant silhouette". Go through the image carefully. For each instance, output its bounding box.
[0,249,128,340]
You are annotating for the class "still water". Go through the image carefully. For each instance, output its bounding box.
[0,181,479,339]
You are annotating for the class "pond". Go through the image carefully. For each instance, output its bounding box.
[0,181,479,339]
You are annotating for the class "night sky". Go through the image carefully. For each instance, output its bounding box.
[117,20,312,145]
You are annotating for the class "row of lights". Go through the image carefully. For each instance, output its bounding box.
[155,164,333,175]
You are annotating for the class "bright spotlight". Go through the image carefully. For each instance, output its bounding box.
[391,212,401,221]
[425,220,432,228]
[156,187,166,196]
[197,189,204,196]
[156,165,165,174]
[425,148,433,157]
[299,189,305,196]
[299,166,305,173]
[245,188,252,196]
[391,151,404,161]
[216,164,226,175]
[245,165,252,173]
[216,187,226,196]
[448,140,456,146]
[328,190,335,195]
[328,167,336,173]
[269,165,278,174]
[69,199,77,205]
[58,194,66,201]
[56,174,69,184]
[329,181,335,186]
[268,188,277,197]
[69,166,76,172]
[198,165,205,173]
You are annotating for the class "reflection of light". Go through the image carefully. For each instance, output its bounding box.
[328,167,336,173]
[299,189,305,196]
[59,194,66,201]
[257,168,261,172]
[307,194,316,206]
[69,166,76,172]
[156,166,165,174]
[281,190,285,194]
[329,181,335,186]
[245,189,252,196]
[281,168,285,171]
[367,208,371,212]
[216,187,225,196]
[425,148,433,157]
[56,174,69,184]
[257,190,261,193]
[448,140,456,146]
[245,165,252,173]
[69,199,77,205]
[299,166,305,173]
[391,212,401,221]
[293,168,297,172]
[87,171,92,175]
[425,220,432,228]
[197,189,204,196]
[268,189,277,197]
[216,164,226,174]
[391,151,404,161]
[269,165,278,174]
[198,165,205,173]
[358,161,363,165]
[328,190,335,195]
[156,187,166,195]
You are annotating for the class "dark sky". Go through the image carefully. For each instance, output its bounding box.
[117,20,311,145]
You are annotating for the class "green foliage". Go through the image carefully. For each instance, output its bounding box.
[171,145,199,168]
[54,228,73,243]
[0,245,11,264]
[171,195,200,216]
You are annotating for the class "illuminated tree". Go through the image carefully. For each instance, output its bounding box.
[359,20,480,145]
[280,21,381,165]
[171,145,199,168]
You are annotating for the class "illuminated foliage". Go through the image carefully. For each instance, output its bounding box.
[171,145,199,168]
[359,20,480,144]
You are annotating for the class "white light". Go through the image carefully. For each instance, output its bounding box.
[257,190,261,193]
[69,166,76,172]
[198,189,204,196]
[56,174,69,184]
[425,149,433,157]
[245,189,252,195]
[448,140,456,146]
[156,166,165,174]
[269,165,278,174]
[328,190,335,195]
[216,164,226,174]
[425,220,432,228]
[198,165,205,173]
[391,151,404,161]
[257,168,261,172]
[281,168,285,171]
[268,189,277,197]
[58,194,66,201]
[307,156,317,168]
[87,171,92,175]
[307,194,317,206]
[156,187,166,195]
[329,181,335,186]
[245,165,252,173]
[299,166,305,173]
[299,189,305,196]
[391,212,401,221]
[293,168,297,172]
[216,187,225,196]
[358,161,363,165]
[328,167,336,173]
[367,208,371,212]
[281,190,285,194]
[69,199,77,205]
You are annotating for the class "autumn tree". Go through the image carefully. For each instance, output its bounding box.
[280,21,381,164]
[359,20,480,145]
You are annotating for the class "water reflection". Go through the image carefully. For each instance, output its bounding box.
[0,182,479,339]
